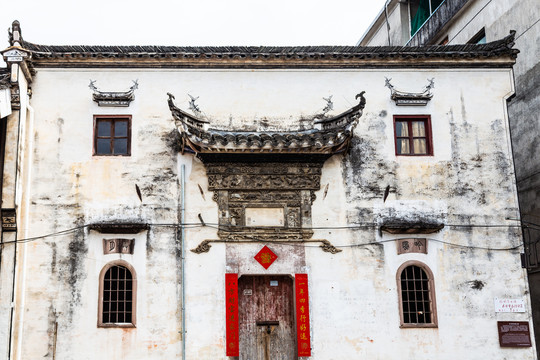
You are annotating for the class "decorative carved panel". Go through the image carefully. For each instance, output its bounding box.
[206,163,321,191]
[1,208,16,231]
[205,162,322,241]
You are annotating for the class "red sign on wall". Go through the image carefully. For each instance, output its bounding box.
[295,274,311,357]
[225,273,239,356]
[254,245,278,269]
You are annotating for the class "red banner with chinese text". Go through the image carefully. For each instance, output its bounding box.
[225,273,239,356]
[295,274,311,357]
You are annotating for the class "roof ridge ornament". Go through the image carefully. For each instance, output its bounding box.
[89,79,138,107]
[503,30,517,50]
[322,95,333,115]
[187,94,202,116]
[385,77,434,106]
[8,20,22,47]
[2,21,33,84]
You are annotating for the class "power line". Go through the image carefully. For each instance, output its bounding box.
[2,218,537,247]
[204,225,524,252]
[448,0,493,44]
[0,223,206,246]
[1,225,89,245]
[446,0,539,46]
[514,17,540,42]
[517,167,540,184]
[196,230,522,252]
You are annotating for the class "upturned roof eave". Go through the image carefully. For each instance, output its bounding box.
[169,92,364,155]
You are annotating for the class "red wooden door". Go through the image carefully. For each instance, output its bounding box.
[238,275,296,360]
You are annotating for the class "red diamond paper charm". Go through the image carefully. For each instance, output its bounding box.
[254,246,278,270]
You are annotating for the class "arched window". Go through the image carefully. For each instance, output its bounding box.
[397,261,437,328]
[98,261,136,327]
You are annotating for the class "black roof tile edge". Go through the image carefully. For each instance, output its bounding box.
[19,31,518,60]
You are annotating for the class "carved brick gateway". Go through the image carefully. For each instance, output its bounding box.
[208,162,319,240]
[168,92,366,254]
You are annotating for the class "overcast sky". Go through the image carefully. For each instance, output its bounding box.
[1,0,387,47]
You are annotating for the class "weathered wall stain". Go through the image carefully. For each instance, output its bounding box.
[7,64,530,359]
[342,113,397,202]
[467,280,486,290]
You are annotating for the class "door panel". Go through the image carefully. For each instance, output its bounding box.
[238,275,296,360]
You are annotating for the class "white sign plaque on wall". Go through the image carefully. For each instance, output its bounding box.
[494,298,526,313]
[245,207,284,227]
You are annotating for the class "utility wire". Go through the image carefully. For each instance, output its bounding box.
[206,222,539,231]
[448,0,493,44]
[446,0,539,46]
[0,223,206,245]
[517,167,540,184]
[2,218,537,247]
[197,228,522,252]
[204,225,523,252]
[1,225,89,245]
[514,17,540,42]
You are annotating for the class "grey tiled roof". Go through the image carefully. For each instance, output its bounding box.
[21,31,518,61]
[0,70,10,90]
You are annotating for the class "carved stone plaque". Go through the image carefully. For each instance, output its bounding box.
[1,209,16,231]
[103,239,134,255]
[397,238,427,255]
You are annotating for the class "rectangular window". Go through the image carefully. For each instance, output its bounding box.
[410,0,445,36]
[467,28,486,44]
[93,115,131,156]
[394,115,433,156]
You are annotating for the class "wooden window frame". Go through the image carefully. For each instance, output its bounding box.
[393,115,433,156]
[93,115,132,156]
[98,260,137,328]
[397,260,438,328]
[467,28,486,44]
[438,36,449,45]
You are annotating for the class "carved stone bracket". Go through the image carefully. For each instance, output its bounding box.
[89,79,138,107]
[385,77,434,106]
[191,240,212,254]
[320,240,342,254]
[191,239,340,254]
